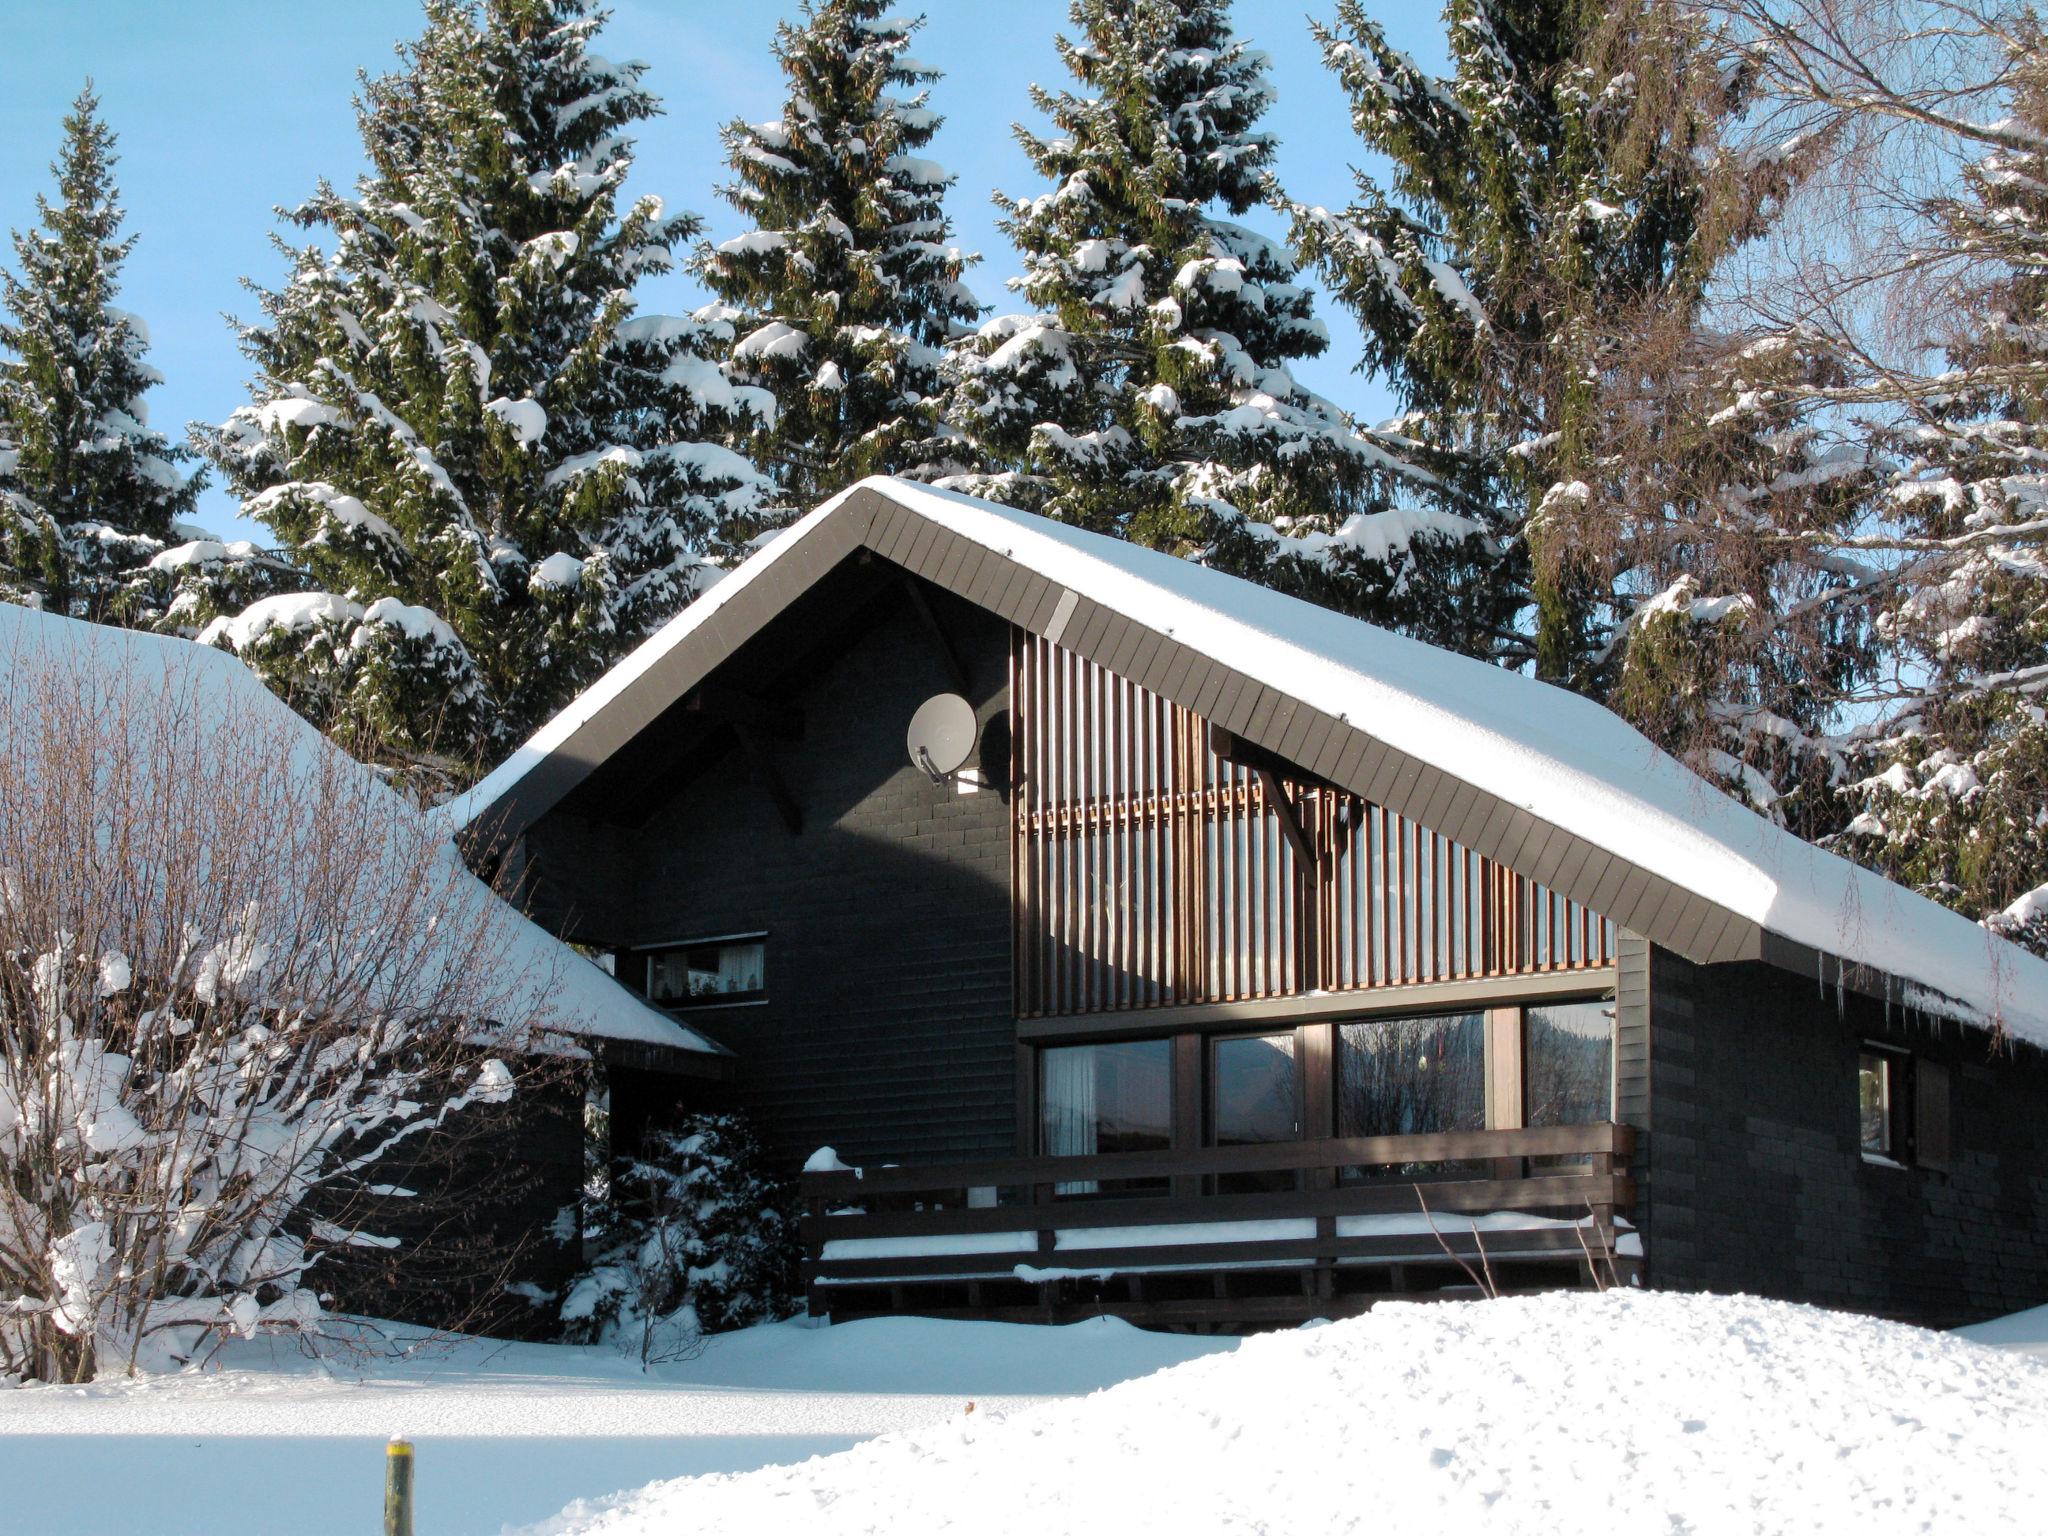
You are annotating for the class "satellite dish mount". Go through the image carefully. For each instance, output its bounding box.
[907,692,977,785]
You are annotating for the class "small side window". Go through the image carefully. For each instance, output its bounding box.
[1859,1046,1913,1165]
[643,935,766,1009]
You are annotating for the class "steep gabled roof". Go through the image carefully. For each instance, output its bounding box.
[0,600,722,1063]
[449,477,2048,1046]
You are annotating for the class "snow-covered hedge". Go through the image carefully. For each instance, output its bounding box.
[0,616,569,1382]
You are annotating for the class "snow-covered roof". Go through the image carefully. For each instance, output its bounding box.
[0,601,718,1059]
[449,476,2048,1048]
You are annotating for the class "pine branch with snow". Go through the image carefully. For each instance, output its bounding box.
[700,1,980,508]
[1835,19,2048,955]
[0,85,204,624]
[1291,0,1877,818]
[936,0,1443,631]
[560,1111,795,1364]
[198,1,774,780]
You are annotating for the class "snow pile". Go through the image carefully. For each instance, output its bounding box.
[529,1291,2048,1536]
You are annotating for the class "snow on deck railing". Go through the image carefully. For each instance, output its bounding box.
[800,1123,1635,1293]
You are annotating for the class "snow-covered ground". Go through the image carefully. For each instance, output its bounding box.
[0,1316,1232,1536]
[9,1294,2046,1535]
[530,1291,2048,1536]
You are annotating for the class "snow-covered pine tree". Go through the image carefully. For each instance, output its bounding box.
[201,1,774,780]
[1290,0,1872,820]
[699,1,979,507]
[1839,25,2048,956]
[0,85,202,622]
[560,1112,795,1361]
[941,0,1452,634]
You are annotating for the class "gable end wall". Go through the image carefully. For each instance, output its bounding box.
[529,591,1017,1172]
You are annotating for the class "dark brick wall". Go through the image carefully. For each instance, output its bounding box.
[528,587,1016,1173]
[1646,949,2048,1327]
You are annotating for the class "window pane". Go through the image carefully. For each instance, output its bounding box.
[1212,1034,1298,1146]
[1041,1040,1172,1196]
[1337,1013,1486,1140]
[1859,1052,1891,1156]
[648,939,765,1007]
[1526,1001,1615,1127]
[1211,1033,1298,1193]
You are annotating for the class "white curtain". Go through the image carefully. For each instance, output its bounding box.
[1044,1048,1100,1195]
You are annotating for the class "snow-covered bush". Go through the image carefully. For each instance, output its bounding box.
[560,1113,796,1365]
[0,617,567,1382]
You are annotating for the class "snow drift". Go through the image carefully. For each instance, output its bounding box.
[525,1290,2048,1536]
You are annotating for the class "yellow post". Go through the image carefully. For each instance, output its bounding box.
[384,1436,415,1536]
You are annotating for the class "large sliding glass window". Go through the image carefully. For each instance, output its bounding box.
[1335,1012,1485,1178]
[1525,1001,1616,1127]
[1336,1012,1486,1139]
[1209,1032,1299,1192]
[1033,995,1618,1193]
[1040,1040,1172,1195]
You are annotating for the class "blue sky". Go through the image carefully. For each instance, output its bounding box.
[0,2,1451,536]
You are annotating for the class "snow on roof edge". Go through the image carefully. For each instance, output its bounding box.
[451,476,2048,1048]
[0,601,718,1058]
[441,487,863,836]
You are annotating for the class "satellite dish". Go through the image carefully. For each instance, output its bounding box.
[908,692,977,782]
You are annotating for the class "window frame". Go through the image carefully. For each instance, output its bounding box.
[632,931,769,1011]
[1025,990,1622,1168]
[1858,1042,1915,1168]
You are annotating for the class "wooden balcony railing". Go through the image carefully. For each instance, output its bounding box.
[1010,632,1615,1018]
[801,1123,1636,1323]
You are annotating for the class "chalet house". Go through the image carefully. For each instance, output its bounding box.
[451,477,2048,1332]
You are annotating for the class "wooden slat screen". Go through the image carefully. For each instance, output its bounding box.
[1011,631,1614,1018]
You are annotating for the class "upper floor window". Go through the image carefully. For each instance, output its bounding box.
[644,935,766,1009]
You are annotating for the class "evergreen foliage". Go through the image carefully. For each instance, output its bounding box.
[200,0,774,781]
[939,0,1452,635]
[1290,0,1873,822]
[0,85,203,622]
[560,1112,797,1363]
[700,0,979,507]
[1839,25,2048,955]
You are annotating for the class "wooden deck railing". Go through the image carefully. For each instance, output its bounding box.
[801,1123,1635,1321]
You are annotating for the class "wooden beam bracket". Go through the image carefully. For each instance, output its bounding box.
[735,721,803,835]
[1258,767,1316,867]
[1209,723,1337,794]
[902,574,971,695]
[684,683,802,740]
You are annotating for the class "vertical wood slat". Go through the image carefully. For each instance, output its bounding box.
[1012,635,1612,1018]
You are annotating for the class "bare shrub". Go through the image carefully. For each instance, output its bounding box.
[0,616,575,1381]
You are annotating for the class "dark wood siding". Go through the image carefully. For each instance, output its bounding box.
[1647,948,2048,1327]
[526,585,1017,1172]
